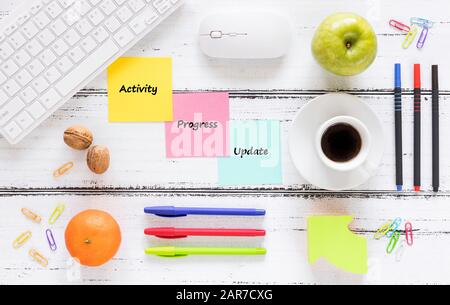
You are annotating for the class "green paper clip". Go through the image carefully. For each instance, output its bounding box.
[387,231,401,254]
[402,26,419,49]
[145,247,267,257]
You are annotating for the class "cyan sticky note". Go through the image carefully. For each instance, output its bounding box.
[218,120,282,186]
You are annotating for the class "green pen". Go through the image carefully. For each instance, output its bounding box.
[145,247,267,257]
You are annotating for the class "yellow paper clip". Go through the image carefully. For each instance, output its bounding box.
[49,204,65,225]
[29,249,48,267]
[13,231,32,249]
[374,220,392,240]
[21,208,42,223]
[402,26,419,49]
[53,162,74,178]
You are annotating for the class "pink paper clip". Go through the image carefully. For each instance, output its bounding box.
[405,222,414,246]
[389,19,411,33]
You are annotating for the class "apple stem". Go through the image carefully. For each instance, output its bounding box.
[346,42,352,49]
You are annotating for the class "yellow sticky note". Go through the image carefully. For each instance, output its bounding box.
[107,57,173,122]
[307,216,368,274]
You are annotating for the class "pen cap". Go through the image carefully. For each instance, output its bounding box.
[432,65,439,88]
[414,64,421,88]
[395,64,401,87]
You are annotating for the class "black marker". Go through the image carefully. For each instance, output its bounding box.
[432,65,440,192]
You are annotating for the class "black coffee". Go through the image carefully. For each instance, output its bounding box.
[321,123,362,163]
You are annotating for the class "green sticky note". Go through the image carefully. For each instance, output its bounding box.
[307,216,368,275]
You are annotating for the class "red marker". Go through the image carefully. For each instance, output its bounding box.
[144,227,266,239]
[414,64,421,192]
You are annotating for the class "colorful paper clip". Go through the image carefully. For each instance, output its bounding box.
[13,231,32,249]
[402,26,419,49]
[395,241,407,262]
[410,17,434,28]
[386,217,402,238]
[49,203,65,225]
[405,222,414,246]
[416,27,429,49]
[387,231,401,254]
[29,249,48,267]
[389,19,411,33]
[21,208,42,224]
[374,220,392,240]
[46,229,57,251]
[53,162,74,178]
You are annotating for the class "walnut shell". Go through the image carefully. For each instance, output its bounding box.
[64,126,93,150]
[87,145,110,174]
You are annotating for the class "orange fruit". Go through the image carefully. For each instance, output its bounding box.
[65,210,121,267]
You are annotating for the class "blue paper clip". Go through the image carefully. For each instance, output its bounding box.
[417,27,429,49]
[386,218,402,238]
[410,17,433,28]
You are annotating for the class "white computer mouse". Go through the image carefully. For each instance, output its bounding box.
[199,12,292,59]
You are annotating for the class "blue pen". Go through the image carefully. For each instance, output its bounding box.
[144,206,266,217]
[394,64,403,192]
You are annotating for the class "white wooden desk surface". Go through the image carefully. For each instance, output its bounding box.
[1,0,450,285]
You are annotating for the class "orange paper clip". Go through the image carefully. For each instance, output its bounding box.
[21,208,42,223]
[53,162,74,178]
[29,249,48,267]
[405,222,414,246]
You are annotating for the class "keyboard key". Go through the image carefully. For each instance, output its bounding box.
[2,60,19,76]
[62,8,81,26]
[16,111,34,129]
[17,12,32,25]
[27,101,47,119]
[35,11,51,29]
[129,0,145,12]
[44,66,62,83]
[50,19,68,36]
[0,90,8,106]
[92,26,109,43]
[27,59,45,76]
[75,18,93,35]
[68,46,86,63]
[39,49,57,65]
[116,6,133,22]
[114,27,135,47]
[4,80,21,96]
[114,0,127,5]
[59,0,77,8]
[30,2,44,15]
[0,42,14,60]
[130,10,154,34]
[73,0,91,16]
[4,121,22,139]
[63,29,81,46]
[38,29,56,46]
[99,0,117,16]
[153,0,171,14]
[0,72,6,85]
[88,8,105,26]
[56,56,74,73]
[56,39,119,96]
[20,87,38,104]
[4,23,18,36]
[46,1,63,18]
[32,76,50,93]
[39,88,61,108]
[0,98,25,126]
[81,36,98,53]
[9,32,27,49]
[13,49,32,66]
[52,39,69,56]
[26,39,44,56]
[104,16,121,33]
[89,0,102,5]
[22,21,39,39]
[16,70,33,86]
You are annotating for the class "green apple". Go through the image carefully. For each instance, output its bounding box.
[311,13,378,76]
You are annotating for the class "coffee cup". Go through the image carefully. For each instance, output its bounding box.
[315,116,372,172]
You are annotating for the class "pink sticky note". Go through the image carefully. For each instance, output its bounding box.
[165,93,230,158]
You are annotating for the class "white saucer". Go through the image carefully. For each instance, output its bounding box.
[289,93,385,191]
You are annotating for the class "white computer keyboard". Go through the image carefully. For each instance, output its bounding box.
[0,0,183,144]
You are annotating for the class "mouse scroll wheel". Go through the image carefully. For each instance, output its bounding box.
[210,31,223,39]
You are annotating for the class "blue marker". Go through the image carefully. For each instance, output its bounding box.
[395,64,403,192]
[144,206,266,218]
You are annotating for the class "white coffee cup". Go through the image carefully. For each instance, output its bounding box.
[316,116,372,172]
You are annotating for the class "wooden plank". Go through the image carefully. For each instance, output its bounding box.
[1,193,449,285]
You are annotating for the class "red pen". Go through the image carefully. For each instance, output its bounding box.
[144,227,266,239]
